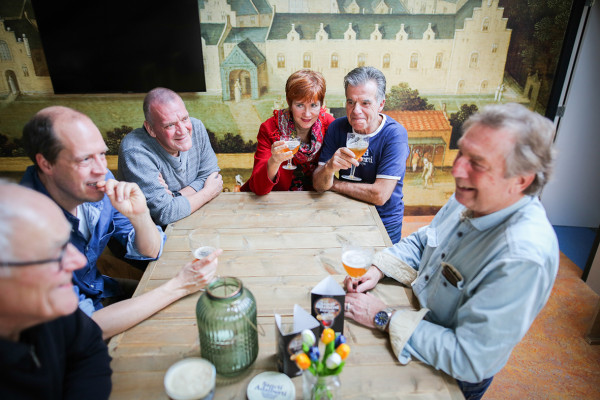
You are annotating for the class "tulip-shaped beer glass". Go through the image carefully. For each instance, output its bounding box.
[341,132,370,181]
[341,243,373,279]
[282,136,301,170]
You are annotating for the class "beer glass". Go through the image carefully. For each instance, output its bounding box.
[341,132,370,181]
[188,230,220,261]
[341,243,373,278]
[282,137,301,170]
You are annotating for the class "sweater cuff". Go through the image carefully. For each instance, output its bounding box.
[372,251,418,286]
[389,308,429,362]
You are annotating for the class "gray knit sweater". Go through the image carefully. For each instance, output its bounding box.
[118,117,219,225]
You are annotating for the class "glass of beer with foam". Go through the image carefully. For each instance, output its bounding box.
[341,132,370,181]
[341,243,373,279]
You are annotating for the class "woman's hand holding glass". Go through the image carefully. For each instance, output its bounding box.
[270,140,294,166]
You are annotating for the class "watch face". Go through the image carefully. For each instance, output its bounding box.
[374,310,390,329]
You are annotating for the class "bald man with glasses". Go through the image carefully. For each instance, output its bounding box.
[0,181,112,399]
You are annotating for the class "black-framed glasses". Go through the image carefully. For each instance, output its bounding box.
[1,242,69,272]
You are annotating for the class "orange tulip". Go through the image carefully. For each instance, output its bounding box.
[321,328,335,345]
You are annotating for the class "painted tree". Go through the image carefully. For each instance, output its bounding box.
[383,82,435,111]
[499,0,573,109]
[105,126,133,155]
[448,104,479,149]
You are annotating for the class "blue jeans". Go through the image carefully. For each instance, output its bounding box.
[456,376,494,400]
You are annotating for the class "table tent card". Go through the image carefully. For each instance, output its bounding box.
[311,276,345,335]
[275,304,320,377]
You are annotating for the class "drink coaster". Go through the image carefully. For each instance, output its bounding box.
[246,371,295,400]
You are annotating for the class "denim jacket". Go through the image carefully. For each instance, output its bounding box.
[376,195,559,382]
[21,166,165,310]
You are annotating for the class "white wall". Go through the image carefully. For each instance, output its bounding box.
[541,2,600,229]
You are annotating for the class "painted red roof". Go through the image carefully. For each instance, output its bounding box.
[384,110,451,131]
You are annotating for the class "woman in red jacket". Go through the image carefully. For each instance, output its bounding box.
[241,69,335,194]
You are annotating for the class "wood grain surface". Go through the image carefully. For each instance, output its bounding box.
[108,192,463,400]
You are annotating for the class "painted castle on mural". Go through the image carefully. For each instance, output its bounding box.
[2,0,515,101]
[1,0,563,205]
[200,0,511,102]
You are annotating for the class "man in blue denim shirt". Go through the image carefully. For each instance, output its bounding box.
[343,103,559,400]
[21,106,220,339]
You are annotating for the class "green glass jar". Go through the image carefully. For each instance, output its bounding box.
[196,277,258,376]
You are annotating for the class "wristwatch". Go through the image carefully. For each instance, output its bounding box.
[374,307,395,332]
[172,191,182,197]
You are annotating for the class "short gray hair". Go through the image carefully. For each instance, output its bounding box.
[143,87,182,126]
[461,103,556,195]
[344,66,386,103]
[0,181,40,270]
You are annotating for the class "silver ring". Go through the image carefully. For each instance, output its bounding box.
[345,302,350,312]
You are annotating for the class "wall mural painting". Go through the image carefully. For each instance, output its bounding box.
[0,0,578,211]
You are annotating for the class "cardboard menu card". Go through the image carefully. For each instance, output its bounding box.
[275,304,320,377]
[311,276,345,335]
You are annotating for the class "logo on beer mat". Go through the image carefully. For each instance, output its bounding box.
[314,297,341,328]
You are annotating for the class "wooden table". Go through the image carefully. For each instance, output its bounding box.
[108,192,463,399]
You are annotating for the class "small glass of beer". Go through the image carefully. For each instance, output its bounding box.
[282,136,301,170]
[341,132,370,181]
[188,230,220,261]
[341,243,373,279]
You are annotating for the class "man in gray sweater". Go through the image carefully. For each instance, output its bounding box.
[118,88,223,226]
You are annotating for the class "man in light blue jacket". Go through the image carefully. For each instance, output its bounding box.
[343,103,559,400]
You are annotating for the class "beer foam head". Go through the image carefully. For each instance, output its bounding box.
[164,358,216,400]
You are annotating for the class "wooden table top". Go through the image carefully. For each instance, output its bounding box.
[108,192,463,400]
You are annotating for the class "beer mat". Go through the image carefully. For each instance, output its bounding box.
[247,371,295,400]
[275,305,320,377]
[311,276,345,334]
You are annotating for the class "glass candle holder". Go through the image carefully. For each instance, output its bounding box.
[196,277,258,376]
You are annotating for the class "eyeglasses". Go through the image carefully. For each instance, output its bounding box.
[1,242,69,272]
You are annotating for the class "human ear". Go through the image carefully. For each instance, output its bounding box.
[144,120,156,138]
[512,173,535,194]
[36,153,53,175]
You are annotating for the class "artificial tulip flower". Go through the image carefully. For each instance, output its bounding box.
[302,329,316,346]
[308,346,320,362]
[336,343,350,360]
[321,328,335,345]
[325,353,342,369]
[295,353,311,370]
